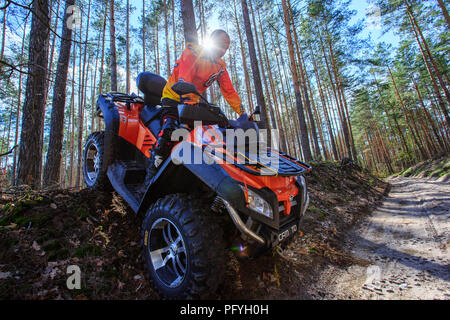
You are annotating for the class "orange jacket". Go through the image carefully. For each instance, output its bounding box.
[162,42,243,115]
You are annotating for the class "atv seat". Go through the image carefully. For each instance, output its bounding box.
[136,72,167,107]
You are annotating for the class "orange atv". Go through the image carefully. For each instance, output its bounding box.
[82,72,311,299]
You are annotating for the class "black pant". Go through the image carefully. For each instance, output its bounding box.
[154,106,180,159]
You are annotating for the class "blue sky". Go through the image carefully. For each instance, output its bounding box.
[126,0,401,48]
[349,0,400,48]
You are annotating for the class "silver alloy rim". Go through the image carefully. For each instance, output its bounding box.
[148,218,187,288]
[86,143,100,183]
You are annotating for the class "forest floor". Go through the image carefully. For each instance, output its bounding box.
[0,161,390,300]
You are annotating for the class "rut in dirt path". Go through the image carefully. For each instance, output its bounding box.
[310,177,450,300]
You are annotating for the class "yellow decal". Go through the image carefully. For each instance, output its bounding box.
[144,230,149,246]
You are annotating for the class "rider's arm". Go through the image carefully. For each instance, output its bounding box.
[217,69,243,115]
[178,44,198,84]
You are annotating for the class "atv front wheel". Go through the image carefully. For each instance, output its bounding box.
[141,194,226,299]
[82,131,110,189]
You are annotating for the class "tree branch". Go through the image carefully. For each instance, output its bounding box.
[0,145,18,157]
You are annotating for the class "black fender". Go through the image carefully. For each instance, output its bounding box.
[96,94,120,172]
[136,142,283,230]
[137,142,245,216]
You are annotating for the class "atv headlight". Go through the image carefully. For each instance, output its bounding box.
[240,186,273,219]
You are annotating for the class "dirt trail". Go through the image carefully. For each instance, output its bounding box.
[309,177,450,300]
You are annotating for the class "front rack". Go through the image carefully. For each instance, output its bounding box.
[233,148,311,177]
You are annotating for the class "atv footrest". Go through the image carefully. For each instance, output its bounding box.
[107,161,146,213]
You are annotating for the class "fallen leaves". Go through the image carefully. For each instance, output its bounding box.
[273,265,280,287]
[75,294,88,300]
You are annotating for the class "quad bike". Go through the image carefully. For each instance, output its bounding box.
[82,72,311,299]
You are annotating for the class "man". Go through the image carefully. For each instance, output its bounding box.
[147,29,244,177]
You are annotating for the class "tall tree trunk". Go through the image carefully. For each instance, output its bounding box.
[180,0,198,44]
[69,27,77,187]
[12,17,28,185]
[0,3,7,75]
[287,0,321,159]
[164,0,171,78]
[388,65,427,160]
[241,0,270,138]
[436,0,450,29]
[310,43,338,160]
[232,0,254,111]
[323,25,355,160]
[91,36,100,132]
[17,0,50,188]
[99,2,108,93]
[413,80,447,152]
[249,0,276,129]
[372,72,410,157]
[43,0,75,188]
[126,0,130,93]
[109,0,118,91]
[142,0,146,72]
[46,0,61,92]
[156,22,160,74]
[257,6,288,151]
[272,30,298,157]
[405,1,450,127]
[76,0,91,188]
[172,0,177,59]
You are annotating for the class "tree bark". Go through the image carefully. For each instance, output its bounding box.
[17,0,50,188]
[436,0,450,29]
[76,0,91,188]
[388,66,427,160]
[109,0,118,91]
[142,0,146,72]
[249,0,276,129]
[43,0,75,188]
[413,80,447,152]
[241,0,270,138]
[0,3,7,75]
[164,0,171,78]
[232,0,253,111]
[405,1,450,127]
[126,0,130,93]
[180,0,198,44]
[12,16,28,185]
[287,0,321,159]
[172,0,177,60]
